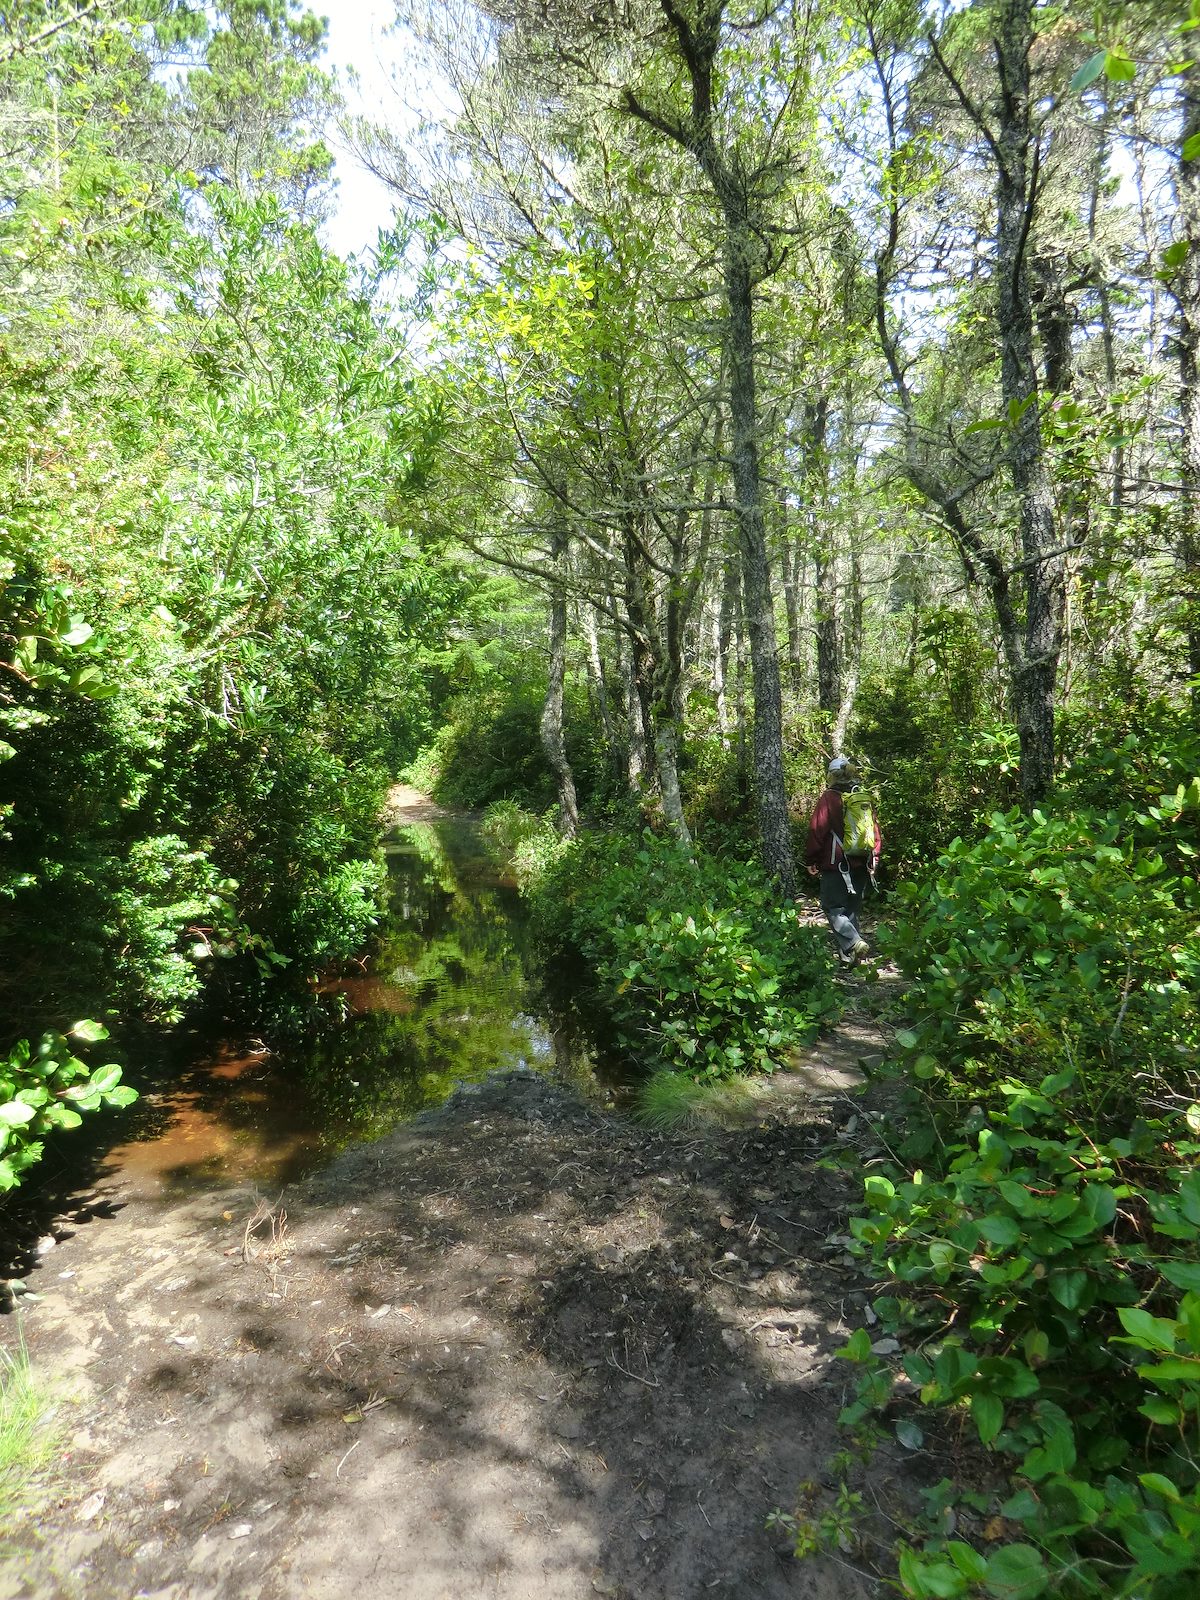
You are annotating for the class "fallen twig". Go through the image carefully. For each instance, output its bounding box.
[607,1352,662,1388]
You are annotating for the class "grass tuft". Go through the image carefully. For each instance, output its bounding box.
[634,1068,766,1130]
[0,1325,60,1541]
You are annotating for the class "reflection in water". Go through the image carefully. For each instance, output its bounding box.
[302,820,563,1146]
[105,1045,324,1194]
[106,818,590,1195]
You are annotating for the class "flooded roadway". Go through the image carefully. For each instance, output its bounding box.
[103,815,586,1197]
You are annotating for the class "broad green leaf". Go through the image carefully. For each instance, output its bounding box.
[899,1548,970,1599]
[1139,1472,1182,1502]
[841,1327,872,1361]
[929,1240,957,1272]
[972,1391,1004,1444]
[1116,1306,1178,1352]
[983,1544,1049,1600]
[1080,1185,1116,1228]
[69,1020,110,1043]
[948,1544,988,1582]
[1138,1395,1179,1424]
[88,1064,124,1096]
[978,1214,1021,1249]
[1049,1270,1088,1310]
[1102,51,1136,83]
[1022,1424,1076,1480]
[1069,51,1106,92]
[1161,1260,1200,1293]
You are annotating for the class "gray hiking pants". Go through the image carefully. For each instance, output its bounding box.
[818,863,872,957]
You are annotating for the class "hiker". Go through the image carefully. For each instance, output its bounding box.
[804,756,881,967]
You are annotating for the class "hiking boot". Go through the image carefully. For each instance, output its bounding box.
[842,939,870,967]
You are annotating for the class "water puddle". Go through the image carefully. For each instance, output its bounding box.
[104,817,592,1197]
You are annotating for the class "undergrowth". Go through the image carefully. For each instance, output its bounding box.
[777,781,1200,1598]
[525,829,841,1080]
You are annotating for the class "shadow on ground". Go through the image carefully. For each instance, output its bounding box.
[3,1067,908,1600]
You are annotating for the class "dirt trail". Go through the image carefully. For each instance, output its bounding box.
[3,791,909,1598]
[1,1031,909,1600]
[381,785,456,826]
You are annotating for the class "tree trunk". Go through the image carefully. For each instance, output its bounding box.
[712,590,731,747]
[651,713,692,850]
[833,532,863,753]
[1175,56,1200,717]
[733,582,749,770]
[621,1,796,896]
[814,542,840,721]
[723,226,796,896]
[803,394,838,721]
[582,603,620,779]
[995,0,1065,801]
[779,536,803,701]
[614,627,648,792]
[540,548,580,836]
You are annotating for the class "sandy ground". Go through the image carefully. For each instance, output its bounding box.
[381,785,456,826]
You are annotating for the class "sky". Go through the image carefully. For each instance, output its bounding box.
[318,0,413,260]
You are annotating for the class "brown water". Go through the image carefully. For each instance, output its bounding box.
[103,817,586,1197]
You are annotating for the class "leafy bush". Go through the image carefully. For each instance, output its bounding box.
[840,1073,1200,1599]
[0,1023,136,1192]
[882,787,1199,1134]
[412,680,556,809]
[824,776,1200,1597]
[411,667,607,815]
[528,831,840,1078]
[0,132,459,1049]
[1057,695,1200,877]
[480,799,569,887]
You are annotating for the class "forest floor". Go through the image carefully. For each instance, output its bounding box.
[2,798,919,1600]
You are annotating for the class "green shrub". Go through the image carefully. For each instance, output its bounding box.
[882,787,1199,1134]
[840,1074,1200,1599]
[0,1022,136,1192]
[173,725,390,1014]
[528,831,840,1079]
[481,800,570,888]
[826,775,1200,1598]
[852,608,1018,880]
[411,669,607,816]
[1057,695,1200,877]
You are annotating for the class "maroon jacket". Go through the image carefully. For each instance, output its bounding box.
[805,787,882,872]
